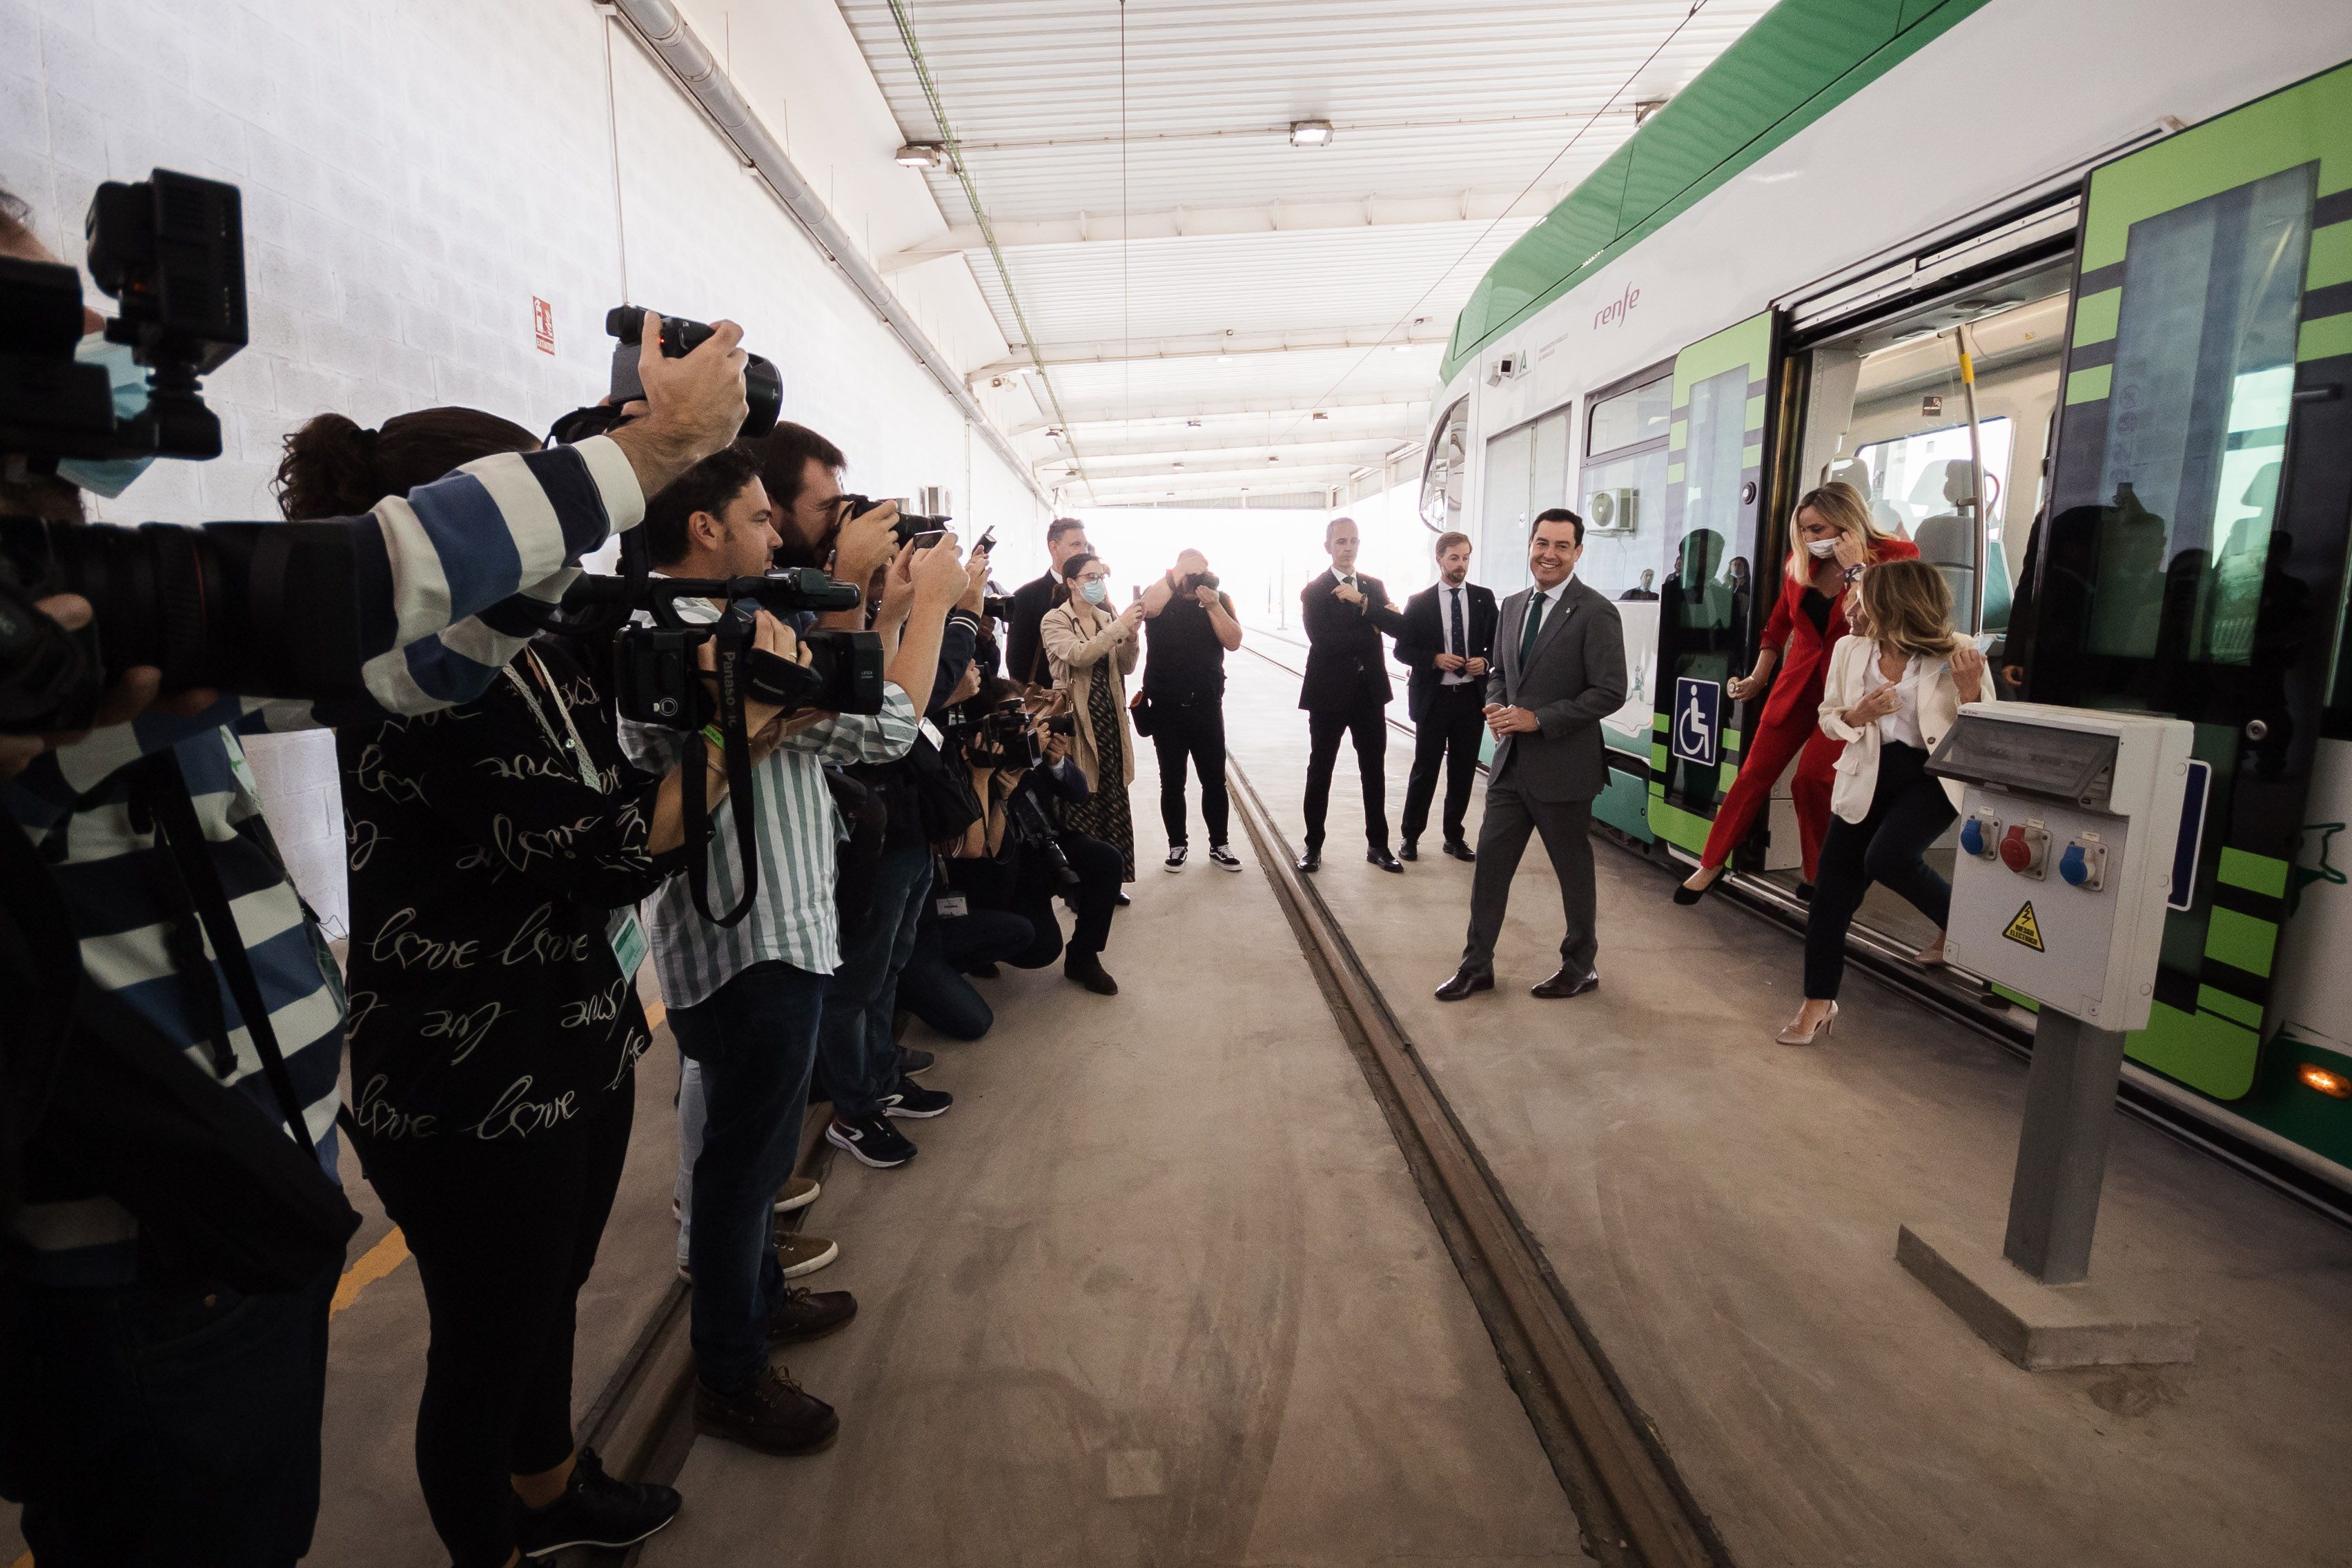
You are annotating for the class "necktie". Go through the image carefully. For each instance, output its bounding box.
[1449,588,1466,659]
[1518,590,1548,669]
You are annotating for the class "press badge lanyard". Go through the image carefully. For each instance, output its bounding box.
[502,651,649,979]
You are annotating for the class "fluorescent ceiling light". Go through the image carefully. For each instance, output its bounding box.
[1288,119,1333,148]
[895,143,946,169]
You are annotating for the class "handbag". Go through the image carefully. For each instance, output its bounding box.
[1128,689,1157,737]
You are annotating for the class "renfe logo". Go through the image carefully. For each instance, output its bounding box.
[1593,283,1640,330]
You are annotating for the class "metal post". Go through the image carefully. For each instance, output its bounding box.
[2001,1010,2131,1284]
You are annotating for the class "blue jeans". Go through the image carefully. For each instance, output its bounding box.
[897,906,1034,1041]
[665,959,827,1395]
[818,840,932,1120]
[0,1260,337,1567]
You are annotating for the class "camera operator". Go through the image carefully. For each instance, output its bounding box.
[279,408,803,1565]
[1136,548,1243,873]
[943,679,1125,993]
[0,188,751,1566]
[618,443,967,1458]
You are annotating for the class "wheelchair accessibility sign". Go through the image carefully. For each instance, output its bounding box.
[1672,677,1720,768]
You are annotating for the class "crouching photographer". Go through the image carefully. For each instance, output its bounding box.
[0,176,751,1568]
[939,678,1124,994]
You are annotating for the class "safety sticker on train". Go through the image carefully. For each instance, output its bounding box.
[2003,901,2046,952]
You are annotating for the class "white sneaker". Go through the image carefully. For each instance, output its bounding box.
[1164,845,1188,872]
[1207,844,1242,872]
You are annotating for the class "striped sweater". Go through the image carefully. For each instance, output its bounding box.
[2,437,645,1285]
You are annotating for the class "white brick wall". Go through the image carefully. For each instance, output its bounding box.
[3,0,1044,919]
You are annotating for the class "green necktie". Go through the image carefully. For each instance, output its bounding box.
[1518,589,1549,669]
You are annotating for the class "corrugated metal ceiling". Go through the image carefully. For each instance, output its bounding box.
[833,0,1772,505]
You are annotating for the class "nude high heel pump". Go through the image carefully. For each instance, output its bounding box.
[1776,1002,1838,1046]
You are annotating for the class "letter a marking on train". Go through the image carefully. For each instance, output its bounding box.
[2003,901,2046,952]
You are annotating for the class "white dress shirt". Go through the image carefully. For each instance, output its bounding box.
[1440,582,1475,685]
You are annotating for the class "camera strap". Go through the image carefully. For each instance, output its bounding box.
[126,750,320,1160]
[678,628,763,929]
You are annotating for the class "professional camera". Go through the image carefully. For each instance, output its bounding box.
[1179,569,1220,594]
[841,491,952,547]
[606,306,780,440]
[981,592,1016,622]
[0,170,337,734]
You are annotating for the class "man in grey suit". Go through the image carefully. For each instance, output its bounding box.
[1438,507,1629,1001]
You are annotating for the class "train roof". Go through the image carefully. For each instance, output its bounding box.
[1439,0,1991,386]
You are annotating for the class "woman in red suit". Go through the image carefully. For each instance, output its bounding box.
[1674,482,1917,902]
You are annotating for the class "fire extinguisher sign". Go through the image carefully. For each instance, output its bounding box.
[532,297,556,355]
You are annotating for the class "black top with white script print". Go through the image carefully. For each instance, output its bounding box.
[337,637,683,1150]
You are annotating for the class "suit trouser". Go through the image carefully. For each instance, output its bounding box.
[1303,703,1389,849]
[1696,711,1840,881]
[1462,763,1597,975]
[1400,683,1485,845]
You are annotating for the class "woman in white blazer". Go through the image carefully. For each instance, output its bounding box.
[1778,558,1992,1045]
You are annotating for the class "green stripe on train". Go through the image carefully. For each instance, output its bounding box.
[2066,364,2113,406]
[1647,795,1712,854]
[2196,984,2266,1030]
[2309,219,2352,290]
[2300,313,2352,364]
[2217,845,2290,898]
[2126,1001,2258,1101]
[2204,907,2279,978]
[2071,287,2121,348]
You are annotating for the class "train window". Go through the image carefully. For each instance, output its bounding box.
[1849,417,2016,627]
[2084,165,2312,666]
[1478,403,1575,598]
[1420,397,1470,533]
[1674,364,1749,633]
[1587,375,1672,456]
[1581,373,1672,598]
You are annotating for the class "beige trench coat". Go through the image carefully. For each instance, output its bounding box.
[1039,598,1139,791]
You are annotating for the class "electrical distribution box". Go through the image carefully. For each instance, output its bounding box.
[1927,703,2195,1032]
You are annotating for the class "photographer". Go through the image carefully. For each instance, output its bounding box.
[1136,548,1243,873]
[0,188,752,1566]
[281,409,805,1565]
[944,680,1124,993]
[1039,552,1141,879]
[618,444,966,1456]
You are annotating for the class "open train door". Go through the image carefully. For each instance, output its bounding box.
[1646,310,1781,855]
[2028,61,2352,1133]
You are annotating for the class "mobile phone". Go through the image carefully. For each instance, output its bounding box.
[975,527,996,553]
[910,529,948,550]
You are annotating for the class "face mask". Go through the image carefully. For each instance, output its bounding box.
[1080,580,1109,605]
[1806,538,1839,558]
[55,333,157,498]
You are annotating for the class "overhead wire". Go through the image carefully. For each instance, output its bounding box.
[884,0,1095,502]
[1268,0,1714,455]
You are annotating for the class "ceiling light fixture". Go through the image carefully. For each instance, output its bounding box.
[1288,119,1334,148]
[894,142,947,169]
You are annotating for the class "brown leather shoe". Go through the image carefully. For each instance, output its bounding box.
[694,1366,839,1454]
[767,1286,857,1343]
[1065,955,1119,995]
[1435,966,1494,1002]
[1530,968,1599,999]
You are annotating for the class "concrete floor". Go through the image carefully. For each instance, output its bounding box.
[1216,647,2352,1568]
[642,772,1583,1566]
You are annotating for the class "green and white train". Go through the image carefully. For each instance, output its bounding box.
[1416,0,2352,1193]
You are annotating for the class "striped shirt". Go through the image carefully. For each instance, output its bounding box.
[620,597,919,1008]
[3,437,646,1285]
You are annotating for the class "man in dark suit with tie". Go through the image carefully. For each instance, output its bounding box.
[1006,517,1090,688]
[1439,508,1629,1001]
[1394,530,1498,863]
[1297,516,1408,874]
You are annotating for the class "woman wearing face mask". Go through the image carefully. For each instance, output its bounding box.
[1039,552,1143,879]
[1675,482,1917,904]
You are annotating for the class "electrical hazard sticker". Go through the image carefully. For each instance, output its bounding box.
[2003,901,2046,952]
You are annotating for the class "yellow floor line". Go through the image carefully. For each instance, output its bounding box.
[645,998,666,1032]
[330,1226,410,1315]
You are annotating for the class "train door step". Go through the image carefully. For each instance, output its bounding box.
[1895,1224,2196,1371]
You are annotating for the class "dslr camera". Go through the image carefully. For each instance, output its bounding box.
[544,306,784,447]
[0,170,365,734]
[840,492,952,547]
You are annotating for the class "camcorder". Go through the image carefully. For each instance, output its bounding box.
[0,170,347,734]
[511,529,885,926]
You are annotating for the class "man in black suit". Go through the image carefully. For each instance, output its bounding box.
[1438,508,1629,1003]
[1393,530,1496,863]
[1297,516,1407,874]
[1005,517,1090,688]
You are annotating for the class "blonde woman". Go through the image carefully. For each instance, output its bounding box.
[1678,482,1916,902]
[1039,552,1143,878]
[1778,558,1990,1045]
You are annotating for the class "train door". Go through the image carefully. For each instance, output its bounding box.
[1576,365,1675,841]
[1647,311,1777,854]
[2028,61,2352,1154]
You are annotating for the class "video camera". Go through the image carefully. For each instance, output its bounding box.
[0,170,327,734]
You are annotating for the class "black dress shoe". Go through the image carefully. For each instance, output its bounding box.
[1435,966,1494,1001]
[1398,839,1418,862]
[1367,846,1403,873]
[1442,840,1476,863]
[1530,968,1600,999]
[1295,847,1322,873]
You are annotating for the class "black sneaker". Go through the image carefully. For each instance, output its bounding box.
[883,1078,954,1119]
[768,1286,858,1343]
[826,1113,917,1168]
[1164,845,1188,871]
[510,1445,680,1556]
[1207,844,1242,871]
[694,1367,839,1455]
[896,1044,935,1077]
